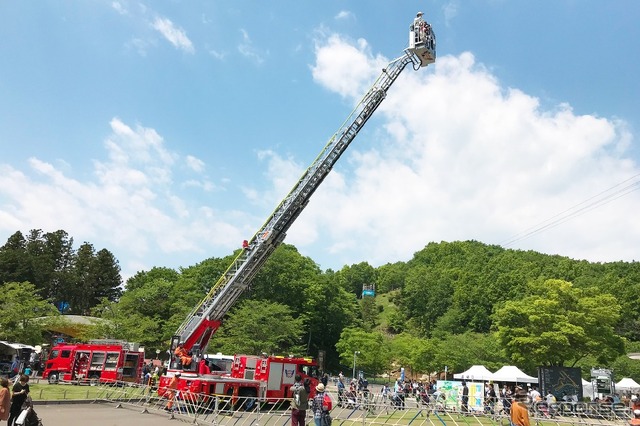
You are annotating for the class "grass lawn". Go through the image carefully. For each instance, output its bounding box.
[29,383,114,401]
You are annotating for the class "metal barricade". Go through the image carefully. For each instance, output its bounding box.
[87,381,634,426]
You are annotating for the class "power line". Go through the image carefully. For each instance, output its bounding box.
[501,173,640,248]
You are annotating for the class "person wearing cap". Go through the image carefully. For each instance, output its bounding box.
[630,408,640,426]
[165,372,181,411]
[311,383,331,426]
[510,389,530,426]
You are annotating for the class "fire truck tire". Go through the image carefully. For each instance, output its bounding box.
[89,374,100,386]
[237,388,257,411]
[48,373,59,384]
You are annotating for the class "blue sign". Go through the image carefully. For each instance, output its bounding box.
[362,289,375,297]
[57,301,70,313]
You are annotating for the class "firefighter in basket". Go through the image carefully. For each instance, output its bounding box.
[174,342,192,368]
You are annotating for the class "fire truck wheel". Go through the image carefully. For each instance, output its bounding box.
[48,373,59,384]
[237,388,258,411]
[89,374,100,386]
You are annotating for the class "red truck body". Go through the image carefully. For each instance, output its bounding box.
[158,354,319,406]
[42,341,144,384]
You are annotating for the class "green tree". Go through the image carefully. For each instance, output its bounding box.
[303,273,359,369]
[180,256,235,294]
[251,244,321,316]
[0,231,31,284]
[125,267,180,291]
[360,296,378,331]
[92,249,123,302]
[399,265,454,336]
[0,281,59,344]
[96,269,200,349]
[388,333,427,379]
[335,328,390,377]
[377,262,407,293]
[493,279,624,370]
[24,229,76,308]
[70,242,96,314]
[432,332,508,375]
[209,300,305,355]
[336,262,377,299]
[88,298,160,346]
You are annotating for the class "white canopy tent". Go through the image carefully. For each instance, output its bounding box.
[491,365,538,383]
[454,365,494,381]
[582,378,595,400]
[616,377,640,392]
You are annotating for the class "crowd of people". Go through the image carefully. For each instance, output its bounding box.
[0,374,34,426]
[328,374,640,425]
[335,372,372,409]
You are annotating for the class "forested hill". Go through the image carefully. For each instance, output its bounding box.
[400,240,640,340]
[2,231,640,379]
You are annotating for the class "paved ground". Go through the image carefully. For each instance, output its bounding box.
[32,402,185,426]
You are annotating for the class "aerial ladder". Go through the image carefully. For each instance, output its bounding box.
[171,12,436,364]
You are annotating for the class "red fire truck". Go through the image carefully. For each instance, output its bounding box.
[42,340,144,385]
[158,353,319,407]
[158,11,435,407]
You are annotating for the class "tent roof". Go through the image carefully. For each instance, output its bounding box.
[0,341,36,351]
[491,365,538,383]
[616,377,640,390]
[454,365,494,381]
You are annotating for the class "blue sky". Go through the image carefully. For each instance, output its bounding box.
[1,1,639,280]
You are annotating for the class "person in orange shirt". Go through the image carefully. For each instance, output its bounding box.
[510,390,530,426]
[165,372,181,411]
[174,343,192,367]
[0,377,10,422]
[631,409,640,426]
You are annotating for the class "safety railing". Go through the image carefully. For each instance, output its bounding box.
[79,382,636,426]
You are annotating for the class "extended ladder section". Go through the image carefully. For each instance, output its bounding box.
[175,13,436,352]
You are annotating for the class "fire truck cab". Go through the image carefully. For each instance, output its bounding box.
[42,340,144,385]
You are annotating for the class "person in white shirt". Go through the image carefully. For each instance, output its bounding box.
[529,386,541,402]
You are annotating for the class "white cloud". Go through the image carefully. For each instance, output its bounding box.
[125,38,153,56]
[238,29,265,64]
[442,1,459,26]
[335,11,354,21]
[208,48,227,61]
[0,118,250,278]
[152,17,195,54]
[311,34,386,99]
[285,35,640,267]
[186,155,205,173]
[111,1,128,15]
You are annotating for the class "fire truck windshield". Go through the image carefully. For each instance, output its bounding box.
[49,349,71,359]
[204,353,234,373]
[298,364,319,378]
